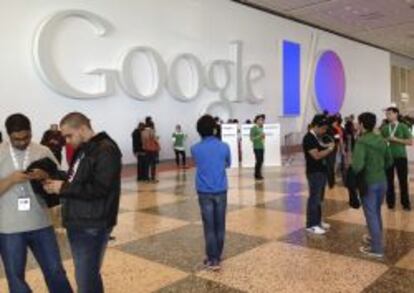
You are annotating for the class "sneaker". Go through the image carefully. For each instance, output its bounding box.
[362,234,372,245]
[359,246,384,259]
[306,226,327,235]
[208,261,221,272]
[321,222,331,230]
[202,259,211,269]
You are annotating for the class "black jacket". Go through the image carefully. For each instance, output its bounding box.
[132,128,143,154]
[60,132,122,229]
[27,157,65,208]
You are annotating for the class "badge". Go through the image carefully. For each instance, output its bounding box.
[18,198,31,211]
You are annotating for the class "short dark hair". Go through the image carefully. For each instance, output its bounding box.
[197,115,216,138]
[60,112,91,129]
[254,115,264,123]
[311,114,329,127]
[5,114,31,135]
[358,112,377,131]
[386,107,399,114]
[145,116,153,124]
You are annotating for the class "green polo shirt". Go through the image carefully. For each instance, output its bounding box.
[381,122,412,159]
[250,125,264,150]
[172,132,186,150]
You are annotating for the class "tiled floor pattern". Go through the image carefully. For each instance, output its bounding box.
[1,165,414,292]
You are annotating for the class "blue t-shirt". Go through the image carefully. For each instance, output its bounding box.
[191,136,231,194]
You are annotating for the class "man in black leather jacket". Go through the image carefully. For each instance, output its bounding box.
[44,112,122,293]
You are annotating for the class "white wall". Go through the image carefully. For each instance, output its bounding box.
[0,0,391,164]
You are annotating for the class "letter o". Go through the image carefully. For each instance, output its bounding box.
[119,46,166,101]
[167,53,204,102]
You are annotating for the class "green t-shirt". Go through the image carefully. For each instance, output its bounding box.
[250,125,264,150]
[352,132,393,185]
[172,132,186,150]
[381,122,412,158]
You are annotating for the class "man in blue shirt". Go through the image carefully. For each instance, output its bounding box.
[191,115,231,271]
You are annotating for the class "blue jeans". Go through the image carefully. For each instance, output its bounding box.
[306,172,327,228]
[361,182,387,254]
[0,226,72,293]
[198,193,227,263]
[67,228,112,293]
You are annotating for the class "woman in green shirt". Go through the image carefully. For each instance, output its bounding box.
[172,124,187,168]
[250,115,265,180]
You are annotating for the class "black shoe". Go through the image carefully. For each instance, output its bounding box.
[387,204,395,210]
[403,205,411,211]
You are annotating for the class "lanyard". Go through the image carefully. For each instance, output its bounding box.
[9,143,31,171]
[389,122,399,138]
[9,143,31,197]
[68,153,84,183]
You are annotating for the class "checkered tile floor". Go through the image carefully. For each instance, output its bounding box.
[1,164,414,292]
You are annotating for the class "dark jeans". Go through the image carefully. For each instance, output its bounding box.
[174,150,186,166]
[254,149,264,178]
[67,228,112,293]
[146,151,158,180]
[386,157,410,208]
[198,193,227,263]
[0,226,72,293]
[326,151,336,188]
[306,172,327,228]
[137,153,147,181]
[361,182,386,254]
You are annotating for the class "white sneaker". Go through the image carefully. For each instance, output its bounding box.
[306,226,327,235]
[321,222,331,230]
[359,246,384,259]
[362,234,372,245]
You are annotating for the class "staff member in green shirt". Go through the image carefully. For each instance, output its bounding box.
[172,124,187,169]
[352,112,393,258]
[250,115,265,180]
[381,107,412,211]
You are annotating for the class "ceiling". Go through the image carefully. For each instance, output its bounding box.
[234,0,414,59]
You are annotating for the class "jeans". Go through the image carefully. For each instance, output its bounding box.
[67,228,112,293]
[198,193,227,263]
[137,153,147,181]
[326,151,336,188]
[306,172,327,228]
[0,226,72,293]
[174,150,186,166]
[386,158,410,208]
[254,149,264,178]
[146,151,158,180]
[361,182,387,254]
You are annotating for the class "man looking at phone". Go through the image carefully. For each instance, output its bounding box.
[0,114,72,293]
